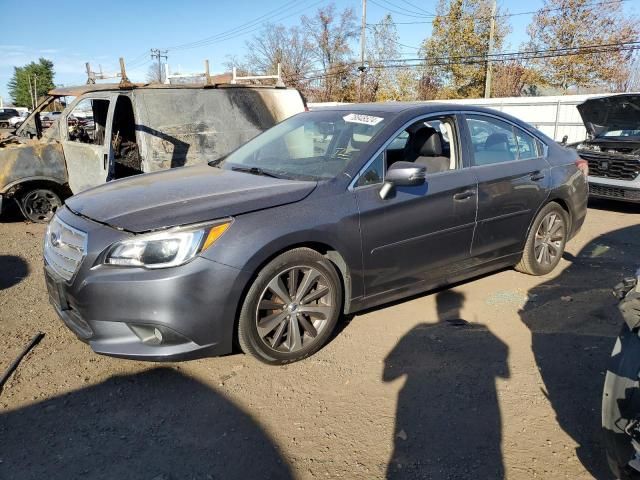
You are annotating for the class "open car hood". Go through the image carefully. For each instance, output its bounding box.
[66,165,317,233]
[577,94,640,137]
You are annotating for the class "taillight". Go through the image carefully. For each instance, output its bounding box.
[575,158,589,177]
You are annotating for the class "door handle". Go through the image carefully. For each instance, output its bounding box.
[453,189,476,201]
[103,153,108,170]
[530,171,545,181]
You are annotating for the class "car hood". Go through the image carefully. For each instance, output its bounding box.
[577,94,640,137]
[66,165,317,232]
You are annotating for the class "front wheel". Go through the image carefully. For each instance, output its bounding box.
[515,202,569,276]
[238,248,342,365]
[18,188,62,223]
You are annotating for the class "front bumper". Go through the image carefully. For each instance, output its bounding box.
[589,176,640,203]
[45,208,251,361]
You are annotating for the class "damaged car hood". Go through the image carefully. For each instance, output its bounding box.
[577,94,640,137]
[66,165,317,232]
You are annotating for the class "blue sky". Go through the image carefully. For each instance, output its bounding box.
[0,0,637,103]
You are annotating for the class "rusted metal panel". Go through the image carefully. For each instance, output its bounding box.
[0,140,66,194]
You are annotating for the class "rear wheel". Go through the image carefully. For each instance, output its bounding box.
[515,202,569,275]
[238,248,342,364]
[18,188,62,223]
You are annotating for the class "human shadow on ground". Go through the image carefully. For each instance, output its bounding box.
[0,254,29,290]
[384,290,509,479]
[0,368,293,480]
[520,224,640,479]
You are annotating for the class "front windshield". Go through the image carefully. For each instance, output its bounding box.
[16,95,69,139]
[217,110,389,180]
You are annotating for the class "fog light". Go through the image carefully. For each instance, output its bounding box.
[129,324,164,345]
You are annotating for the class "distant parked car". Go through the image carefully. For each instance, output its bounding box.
[44,103,588,365]
[0,108,19,128]
[570,94,640,203]
[40,111,63,129]
[8,111,29,128]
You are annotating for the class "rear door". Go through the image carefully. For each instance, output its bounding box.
[61,94,116,193]
[462,113,550,261]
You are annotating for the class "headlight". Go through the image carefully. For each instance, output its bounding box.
[103,220,231,269]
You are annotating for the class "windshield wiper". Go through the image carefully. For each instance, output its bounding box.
[231,166,285,179]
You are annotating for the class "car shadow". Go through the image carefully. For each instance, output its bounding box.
[0,255,29,290]
[383,290,509,479]
[588,198,640,214]
[520,224,640,479]
[0,368,293,480]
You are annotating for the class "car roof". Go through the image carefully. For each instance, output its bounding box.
[316,101,511,117]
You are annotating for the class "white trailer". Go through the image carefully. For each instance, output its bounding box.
[310,93,640,144]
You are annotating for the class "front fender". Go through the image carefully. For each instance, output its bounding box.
[0,141,67,194]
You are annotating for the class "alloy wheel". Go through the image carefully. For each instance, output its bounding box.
[533,212,565,266]
[255,266,335,353]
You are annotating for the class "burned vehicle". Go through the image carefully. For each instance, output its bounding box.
[0,83,305,222]
[602,272,640,479]
[572,94,640,203]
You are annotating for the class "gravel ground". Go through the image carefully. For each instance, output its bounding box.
[0,198,638,480]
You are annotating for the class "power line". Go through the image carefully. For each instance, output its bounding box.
[295,40,640,82]
[367,0,629,25]
[166,0,322,51]
[368,0,433,18]
[373,0,434,18]
[397,0,433,16]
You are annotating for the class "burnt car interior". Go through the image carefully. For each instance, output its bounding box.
[66,96,141,180]
[67,98,109,145]
[111,96,141,179]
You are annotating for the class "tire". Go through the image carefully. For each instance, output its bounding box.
[238,248,343,365]
[515,202,569,276]
[18,188,62,223]
[0,121,8,128]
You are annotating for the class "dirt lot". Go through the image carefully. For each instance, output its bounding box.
[0,199,639,480]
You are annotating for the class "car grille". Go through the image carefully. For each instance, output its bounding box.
[44,216,87,281]
[581,154,640,180]
[589,184,640,202]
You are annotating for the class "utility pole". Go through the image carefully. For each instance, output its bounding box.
[484,0,497,99]
[359,0,367,102]
[150,49,168,83]
[27,75,34,110]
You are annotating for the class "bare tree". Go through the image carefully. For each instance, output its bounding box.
[301,4,358,102]
[244,24,314,90]
[491,60,545,97]
[146,63,165,84]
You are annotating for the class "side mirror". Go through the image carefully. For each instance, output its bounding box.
[561,135,568,145]
[379,161,426,199]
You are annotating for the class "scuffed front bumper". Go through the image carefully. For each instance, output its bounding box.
[45,207,251,361]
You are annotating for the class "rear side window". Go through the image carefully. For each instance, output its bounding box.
[466,115,518,165]
[466,115,544,165]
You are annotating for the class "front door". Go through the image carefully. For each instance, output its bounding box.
[462,113,551,261]
[61,95,115,193]
[355,114,478,299]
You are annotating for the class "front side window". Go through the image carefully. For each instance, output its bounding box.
[353,115,459,188]
[219,110,389,180]
[66,98,110,146]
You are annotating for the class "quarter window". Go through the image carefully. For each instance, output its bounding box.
[514,129,537,160]
[355,151,384,187]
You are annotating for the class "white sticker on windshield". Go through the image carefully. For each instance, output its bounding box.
[343,113,383,126]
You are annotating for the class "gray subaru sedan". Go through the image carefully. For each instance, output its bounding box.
[44,103,588,364]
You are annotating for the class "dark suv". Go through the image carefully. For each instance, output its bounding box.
[44,103,588,364]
